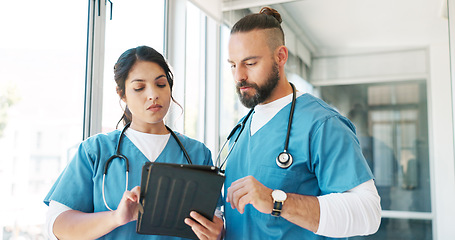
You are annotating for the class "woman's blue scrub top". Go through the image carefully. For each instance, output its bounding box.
[44,129,213,240]
[224,94,374,240]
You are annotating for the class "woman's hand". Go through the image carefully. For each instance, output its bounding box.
[184,212,224,240]
[53,186,142,240]
[114,186,142,226]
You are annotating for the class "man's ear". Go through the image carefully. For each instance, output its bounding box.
[275,46,288,67]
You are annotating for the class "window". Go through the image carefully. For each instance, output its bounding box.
[184,2,206,141]
[102,0,165,132]
[218,24,248,152]
[320,81,431,239]
[0,0,87,238]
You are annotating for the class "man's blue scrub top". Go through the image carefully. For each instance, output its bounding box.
[44,129,213,240]
[224,94,374,240]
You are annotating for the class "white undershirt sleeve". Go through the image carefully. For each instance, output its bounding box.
[316,179,382,237]
[46,200,73,240]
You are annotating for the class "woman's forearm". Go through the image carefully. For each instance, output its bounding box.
[52,187,141,239]
[53,210,120,240]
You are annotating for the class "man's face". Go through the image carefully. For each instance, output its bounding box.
[228,30,279,108]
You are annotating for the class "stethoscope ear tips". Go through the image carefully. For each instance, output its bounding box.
[276,152,293,169]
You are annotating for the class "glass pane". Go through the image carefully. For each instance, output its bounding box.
[320,82,431,213]
[218,25,248,162]
[351,218,432,240]
[0,0,87,238]
[102,0,165,132]
[184,2,205,141]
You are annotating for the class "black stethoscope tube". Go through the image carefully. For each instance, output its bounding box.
[215,108,254,172]
[216,82,296,172]
[102,123,192,211]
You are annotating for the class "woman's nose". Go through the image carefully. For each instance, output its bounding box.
[147,89,158,101]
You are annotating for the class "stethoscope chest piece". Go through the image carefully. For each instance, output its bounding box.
[276,151,293,169]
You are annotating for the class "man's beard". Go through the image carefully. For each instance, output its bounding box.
[236,63,280,108]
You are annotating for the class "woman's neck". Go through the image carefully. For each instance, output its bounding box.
[130,121,169,135]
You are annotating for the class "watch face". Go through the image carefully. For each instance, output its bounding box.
[272,190,287,201]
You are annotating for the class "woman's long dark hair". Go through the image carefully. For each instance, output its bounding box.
[114,45,178,128]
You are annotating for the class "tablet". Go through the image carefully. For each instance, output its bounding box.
[136,162,225,239]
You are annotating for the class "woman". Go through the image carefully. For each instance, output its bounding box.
[44,46,223,240]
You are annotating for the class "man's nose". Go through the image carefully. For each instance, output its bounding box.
[233,66,247,83]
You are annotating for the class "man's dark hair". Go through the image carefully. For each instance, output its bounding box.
[231,7,285,51]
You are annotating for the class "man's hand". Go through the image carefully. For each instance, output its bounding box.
[226,175,274,214]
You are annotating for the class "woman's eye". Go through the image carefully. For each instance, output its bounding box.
[134,87,144,92]
[157,84,167,88]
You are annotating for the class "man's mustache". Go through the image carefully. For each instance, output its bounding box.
[236,81,258,89]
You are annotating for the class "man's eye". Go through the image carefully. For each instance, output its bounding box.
[246,62,256,66]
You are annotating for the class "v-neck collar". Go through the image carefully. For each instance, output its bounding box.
[121,132,172,163]
[250,93,306,137]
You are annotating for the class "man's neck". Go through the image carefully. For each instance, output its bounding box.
[260,79,292,105]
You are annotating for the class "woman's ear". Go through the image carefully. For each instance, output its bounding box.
[117,86,126,103]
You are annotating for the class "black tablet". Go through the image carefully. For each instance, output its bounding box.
[136,162,224,239]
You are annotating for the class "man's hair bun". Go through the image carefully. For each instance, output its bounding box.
[259,7,282,24]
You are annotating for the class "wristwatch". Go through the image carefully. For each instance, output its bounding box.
[271,189,287,217]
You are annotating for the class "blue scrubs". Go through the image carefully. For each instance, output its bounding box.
[224,94,374,240]
[44,130,213,240]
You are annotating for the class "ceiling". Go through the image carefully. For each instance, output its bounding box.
[222,0,450,56]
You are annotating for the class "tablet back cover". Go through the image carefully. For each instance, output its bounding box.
[136,162,224,239]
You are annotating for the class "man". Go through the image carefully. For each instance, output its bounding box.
[223,7,381,239]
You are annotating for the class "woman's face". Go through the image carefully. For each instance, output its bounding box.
[121,60,171,133]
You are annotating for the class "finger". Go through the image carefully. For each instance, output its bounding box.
[227,176,253,204]
[212,216,225,235]
[230,185,249,211]
[136,202,144,214]
[189,212,210,229]
[189,211,223,235]
[130,186,141,201]
[230,177,247,186]
[184,218,208,240]
[237,192,252,214]
[123,190,137,202]
[213,215,224,225]
[123,186,141,203]
[122,188,144,218]
[129,186,143,214]
[186,212,224,240]
[227,183,244,209]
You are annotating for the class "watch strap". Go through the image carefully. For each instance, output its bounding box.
[271,201,283,217]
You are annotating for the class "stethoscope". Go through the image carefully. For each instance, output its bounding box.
[102,122,192,211]
[215,82,297,172]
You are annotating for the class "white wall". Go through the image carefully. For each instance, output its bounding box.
[310,49,427,86]
[190,0,222,22]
